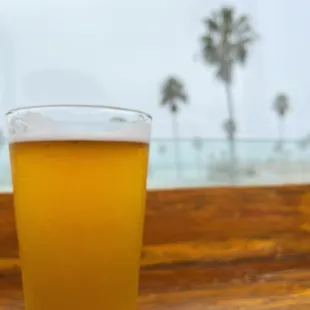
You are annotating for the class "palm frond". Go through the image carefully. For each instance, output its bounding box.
[222,7,234,23]
[201,35,219,64]
[236,44,247,64]
[221,7,234,36]
[273,93,289,117]
[204,11,220,33]
[206,17,219,32]
[179,93,187,103]
[233,15,250,34]
[223,118,236,138]
[160,76,188,113]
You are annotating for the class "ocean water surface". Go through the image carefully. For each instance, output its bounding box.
[0,138,309,191]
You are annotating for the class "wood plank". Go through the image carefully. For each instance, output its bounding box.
[2,254,310,294]
[144,185,310,245]
[4,268,310,309]
[2,185,310,291]
[3,185,310,256]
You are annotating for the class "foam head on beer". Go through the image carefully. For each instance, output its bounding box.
[7,110,151,143]
[7,106,151,310]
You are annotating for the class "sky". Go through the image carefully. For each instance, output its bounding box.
[0,0,309,139]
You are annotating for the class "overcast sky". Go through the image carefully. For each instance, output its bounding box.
[0,0,309,139]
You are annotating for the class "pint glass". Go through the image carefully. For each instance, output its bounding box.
[6,105,151,310]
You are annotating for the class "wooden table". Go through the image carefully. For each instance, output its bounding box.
[3,185,310,309]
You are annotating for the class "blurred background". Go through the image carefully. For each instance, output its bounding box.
[0,0,310,191]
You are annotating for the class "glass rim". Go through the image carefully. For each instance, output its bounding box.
[5,104,152,120]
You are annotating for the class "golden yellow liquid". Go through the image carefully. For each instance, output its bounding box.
[9,139,149,310]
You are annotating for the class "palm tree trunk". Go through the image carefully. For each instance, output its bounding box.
[224,82,237,185]
[196,151,201,179]
[172,113,182,179]
[277,117,286,175]
[278,117,285,152]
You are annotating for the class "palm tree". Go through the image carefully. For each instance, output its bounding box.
[200,6,256,183]
[223,118,237,179]
[160,76,188,178]
[223,118,236,140]
[273,93,289,152]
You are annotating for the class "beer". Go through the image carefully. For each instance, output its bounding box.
[8,109,150,310]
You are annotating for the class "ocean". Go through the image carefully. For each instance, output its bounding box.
[0,138,309,191]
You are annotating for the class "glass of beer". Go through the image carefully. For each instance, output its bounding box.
[5,105,151,310]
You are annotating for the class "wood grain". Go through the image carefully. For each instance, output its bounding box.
[2,185,310,308]
[3,268,310,309]
[0,194,17,259]
[144,185,310,244]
